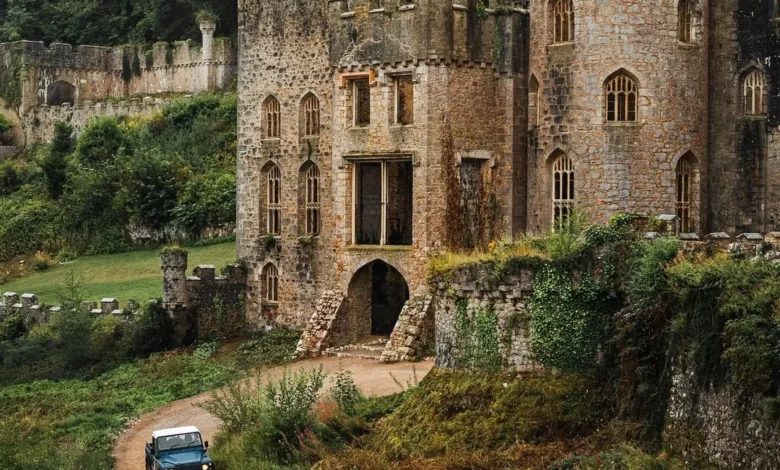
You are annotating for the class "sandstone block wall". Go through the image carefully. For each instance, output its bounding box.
[528,0,709,233]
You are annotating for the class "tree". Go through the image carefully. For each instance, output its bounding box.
[41,122,73,199]
[124,151,179,235]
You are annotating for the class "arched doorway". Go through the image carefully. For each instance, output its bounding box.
[46,81,76,106]
[337,260,409,346]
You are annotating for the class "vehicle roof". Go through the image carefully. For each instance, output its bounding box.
[152,426,201,439]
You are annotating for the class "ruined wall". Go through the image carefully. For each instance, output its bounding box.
[709,0,780,233]
[666,365,780,469]
[528,0,709,233]
[161,250,247,344]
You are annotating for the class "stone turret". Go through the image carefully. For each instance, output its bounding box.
[199,16,217,89]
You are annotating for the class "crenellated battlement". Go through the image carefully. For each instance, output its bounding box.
[327,0,529,73]
[0,291,139,329]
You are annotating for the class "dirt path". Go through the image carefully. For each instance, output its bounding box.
[113,357,434,470]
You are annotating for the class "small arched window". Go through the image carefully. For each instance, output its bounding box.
[676,155,695,233]
[264,264,279,303]
[552,152,575,228]
[552,0,574,44]
[678,0,701,44]
[529,75,541,128]
[605,73,638,123]
[304,164,321,235]
[743,69,768,116]
[302,94,320,137]
[263,96,281,139]
[266,164,282,235]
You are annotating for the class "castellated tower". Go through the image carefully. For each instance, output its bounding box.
[237,0,530,349]
[527,0,709,233]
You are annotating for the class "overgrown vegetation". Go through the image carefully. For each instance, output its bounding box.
[0,0,236,45]
[0,92,236,262]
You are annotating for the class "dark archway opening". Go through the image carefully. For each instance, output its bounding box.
[46,81,76,106]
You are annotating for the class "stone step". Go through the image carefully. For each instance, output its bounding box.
[330,344,385,353]
[323,348,383,361]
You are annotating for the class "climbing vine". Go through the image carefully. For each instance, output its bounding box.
[455,300,503,371]
[0,52,24,107]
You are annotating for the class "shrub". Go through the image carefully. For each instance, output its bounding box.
[0,161,22,196]
[76,117,128,166]
[235,329,300,366]
[41,122,73,199]
[0,113,13,135]
[331,369,363,416]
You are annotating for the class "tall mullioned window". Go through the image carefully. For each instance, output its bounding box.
[676,155,694,233]
[264,96,281,138]
[304,164,321,235]
[552,152,575,229]
[605,73,638,122]
[302,94,320,136]
[552,0,574,44]
[266,165,282,235]
[743,69,768,116]
[678,0,701,44]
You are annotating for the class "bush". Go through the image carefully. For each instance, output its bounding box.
[41,122,73,199]
[76,117,128,166]
[0,161,22,196]
[235,329,302,367]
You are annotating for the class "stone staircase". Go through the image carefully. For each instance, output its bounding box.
[324,337,390,361]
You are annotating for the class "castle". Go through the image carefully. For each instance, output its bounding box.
[235,0,780,354]
[0,17,236,156]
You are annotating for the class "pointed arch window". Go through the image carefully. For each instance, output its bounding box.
[743,69,768,116]
[529,75,541,127]
[605,73,638,123]
[302,94,320,136]
[264,96,281,139]
[678,0,701,44]
[552,0,574,44]
[304,164,321,235]
[676,155,695,233]
[266,165,282,235]
[552,152,575,228]
[264,264,279,303]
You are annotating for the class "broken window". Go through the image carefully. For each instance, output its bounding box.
[264,96,281,138]
[552,152,575,229]
[353,79,371,127]
[743,69,768,116]
[302,93,320,136]
[266,164,281,235]
[552,0,574,44]
[264,264,279,303]
[354,160,413,246]
[605,72,638,123]
[676,154,695,233]
[394,76,414,125]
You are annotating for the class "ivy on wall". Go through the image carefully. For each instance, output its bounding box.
[0,51,24,108]
[454,300,503,371]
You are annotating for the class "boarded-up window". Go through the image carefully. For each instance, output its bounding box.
[395,76,414,125]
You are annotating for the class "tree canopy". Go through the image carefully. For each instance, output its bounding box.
[0,0,237,45]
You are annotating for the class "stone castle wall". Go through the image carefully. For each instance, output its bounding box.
[528,0,710,233]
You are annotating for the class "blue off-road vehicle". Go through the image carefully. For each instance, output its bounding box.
[145,426,215,470]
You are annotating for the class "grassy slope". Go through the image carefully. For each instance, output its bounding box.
[0,242,236,304]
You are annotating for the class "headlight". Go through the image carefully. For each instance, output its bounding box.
[202,465,210,470]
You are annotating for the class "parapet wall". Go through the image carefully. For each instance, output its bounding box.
[0,291,137,328]
[161,250,247,344]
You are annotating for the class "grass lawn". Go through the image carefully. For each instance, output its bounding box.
[0,242,236,305]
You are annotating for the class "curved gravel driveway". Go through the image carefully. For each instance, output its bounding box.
[113,357,434,470]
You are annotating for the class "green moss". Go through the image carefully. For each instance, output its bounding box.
[0,51,24,107]
[368,369,606,459]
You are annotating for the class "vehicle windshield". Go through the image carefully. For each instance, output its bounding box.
[157,432,203,451]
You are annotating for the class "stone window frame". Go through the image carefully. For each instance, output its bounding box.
[340,70,376,129]
[262,95,282,139]
[300,161,321,236]
[675,153,696,233]
[550,150,575,230]
[529,74,541,128]
[550,0,575,45]
[262,263,279,304]
[604,70,639,124]
[345,153,415,247]
[677,0,702,45]
[393,74,415,126]
[300,92,321,137]
[741,68,768,117]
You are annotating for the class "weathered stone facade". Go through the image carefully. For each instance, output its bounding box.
[0,19,236,154]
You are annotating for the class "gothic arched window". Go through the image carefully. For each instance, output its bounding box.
[552,0,574,44]
[303,163,321,235]
[605,72,638,123]
[675,156,694,233]
[302,94,320,136]
[266,164,282,235]
[263,96,281,139]
[743,69,768,116]
[263,264,279,303]
[552,152,575,228]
